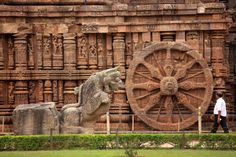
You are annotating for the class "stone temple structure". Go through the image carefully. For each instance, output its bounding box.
[0,0,236,133]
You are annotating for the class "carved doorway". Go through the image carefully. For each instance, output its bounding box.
[126,42,213,130]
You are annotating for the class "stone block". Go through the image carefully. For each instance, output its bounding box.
[13,102,60,135]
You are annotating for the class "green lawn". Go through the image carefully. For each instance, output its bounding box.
[0,150,235,157]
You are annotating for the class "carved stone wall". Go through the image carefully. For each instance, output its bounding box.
[0,0,235,133]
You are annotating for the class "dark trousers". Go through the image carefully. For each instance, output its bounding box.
[211,115,229,133]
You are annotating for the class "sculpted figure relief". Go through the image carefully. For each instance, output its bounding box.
[60,67,124,133]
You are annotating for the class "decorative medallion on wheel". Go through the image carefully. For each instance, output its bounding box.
[126,42,213,130]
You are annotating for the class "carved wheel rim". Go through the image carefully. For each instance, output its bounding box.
[126,42,213,130]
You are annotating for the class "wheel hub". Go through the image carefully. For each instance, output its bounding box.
[160,77,178,95]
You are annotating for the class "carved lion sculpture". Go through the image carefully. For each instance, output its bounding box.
[60,67,124,134]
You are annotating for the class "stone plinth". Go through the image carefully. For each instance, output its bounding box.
[13,102,60,135]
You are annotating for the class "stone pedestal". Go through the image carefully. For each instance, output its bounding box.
[13,102,60,135]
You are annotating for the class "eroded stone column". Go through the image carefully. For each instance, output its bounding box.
[211,31,228,91]
[0,35,4,69]
[63,81,77,104]
[14,81,28,105]
[14,34,27,70]
[113,33,125,72]
[14,33,28,105]
[64,33,76,70]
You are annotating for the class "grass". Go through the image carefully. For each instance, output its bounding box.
[0,149,235,157]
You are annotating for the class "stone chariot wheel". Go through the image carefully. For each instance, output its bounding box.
[126,42,213,130]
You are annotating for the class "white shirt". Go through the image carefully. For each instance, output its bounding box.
[213,97,227,117]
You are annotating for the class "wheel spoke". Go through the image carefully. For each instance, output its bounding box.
[142,62,163,80]
[142,92,161,113]
[179,81,207,90]
[163,96,174,123]
[180,90,204,101]
[132,82,160,91]
[174,60,196,80]
[163,48,174,76]
[178,71,204,83]
[134,71,159,83]
[153,52,166,76]
[175,92,197,112]
[136,90,156,100]
[175,103,184,122]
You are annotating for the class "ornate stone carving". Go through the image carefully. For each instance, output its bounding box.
[97,34,105,69]
[186,31,199,41]
[60,67,124,133]
[8,82,15,105]
[14,34,27,70]
[125,33,133,68]
[81,25,98,33]
[14,81,28,105]
[0,1,233,133]
[58,80,64,107]
[63,81,77,104]
[88,42,97,69]
[52,34,63,69]
[113,33,125,73]
[44,80,52,102]
[0,35,3,69]
[28,36,35,69]
[43,35,52,69]
[29,81,36,103]
[36,34,43,69]
[7,37,15,70]
[126,42,213,130]
[77,34,88,69]
[0,81,4,105]
[37,80,44,102]
[52,80,58,102]
[64,33,76,69]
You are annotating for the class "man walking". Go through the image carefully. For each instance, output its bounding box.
[211,91,229,133]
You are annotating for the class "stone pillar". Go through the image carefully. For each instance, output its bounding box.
[14,81,28,105]
[111,90,130,130]
[36,34,43,70]
[106,34,113,68]
[14,34,27,70]
[113,33,125,73]
[28,81,36,103]
[204,32,211,64]
[211,31,228,91]
[0,35,4,69]
[37,80,44,102]
[44,80,52,102]
[52,80,58,103]
[52,34,63,70]
[0,81,4,105]
[64,33,76,70]
[14,34,28,105]
[63,81,77,104]
[125,33,133,69]
[58,80,64,108]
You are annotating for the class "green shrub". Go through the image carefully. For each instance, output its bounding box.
[0,134,235,151]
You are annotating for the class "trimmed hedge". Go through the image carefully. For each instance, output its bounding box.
[0,134,236,151]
